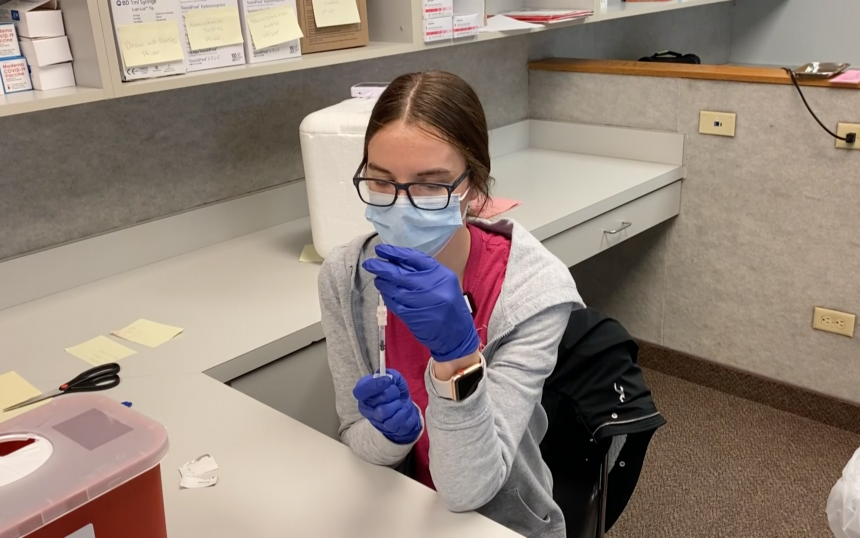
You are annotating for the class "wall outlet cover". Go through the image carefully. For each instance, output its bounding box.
[835,123,860,150]
[699,111,737,137]
[812,307,856,338]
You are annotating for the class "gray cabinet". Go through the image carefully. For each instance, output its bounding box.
[230,340,340,439]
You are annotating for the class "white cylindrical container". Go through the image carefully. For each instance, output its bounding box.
[299,97,378,259]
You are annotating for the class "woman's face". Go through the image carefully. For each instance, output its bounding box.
[365,121,472,214]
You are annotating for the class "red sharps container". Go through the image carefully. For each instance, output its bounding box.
[0,394,169,538]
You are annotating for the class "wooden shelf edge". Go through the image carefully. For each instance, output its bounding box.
[529,58,860,90]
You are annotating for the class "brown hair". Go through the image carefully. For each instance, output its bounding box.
[364,71,492,214]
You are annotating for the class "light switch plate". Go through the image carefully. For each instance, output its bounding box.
[835,123,860,150]
[699,111,737,137]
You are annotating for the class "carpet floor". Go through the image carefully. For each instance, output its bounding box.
[608,369,860,538]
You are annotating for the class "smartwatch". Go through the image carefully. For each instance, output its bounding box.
[430,353,485,401]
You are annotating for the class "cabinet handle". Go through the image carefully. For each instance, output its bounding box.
[604,221,632,235]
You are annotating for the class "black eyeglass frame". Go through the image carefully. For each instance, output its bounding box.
[352,157,471,211]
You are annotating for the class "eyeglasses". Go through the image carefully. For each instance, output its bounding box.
[353,158,470,211]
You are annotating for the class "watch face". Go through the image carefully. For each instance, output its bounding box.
[454,365,483,401]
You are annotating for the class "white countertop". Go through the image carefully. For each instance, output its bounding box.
[117,373,521,538]
[0,142,683,537]
[493,149,681,240]
[0,150,682,387]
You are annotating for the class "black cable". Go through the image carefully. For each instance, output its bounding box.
[782,67,856,143]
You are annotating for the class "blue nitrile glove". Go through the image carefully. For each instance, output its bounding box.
[353,369,422,445]
[362,244,480,362]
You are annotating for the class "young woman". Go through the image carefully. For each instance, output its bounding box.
[319,70,583,538]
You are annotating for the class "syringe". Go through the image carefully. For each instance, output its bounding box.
[376,295,387,377]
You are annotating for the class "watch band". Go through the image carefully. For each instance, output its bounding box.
[430,352,485,401]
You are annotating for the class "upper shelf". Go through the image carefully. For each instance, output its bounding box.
[596,0,732,21]
[113,42,416,98]
[530,58,860,89]
[0,86,106,118]
[0,0,739,116]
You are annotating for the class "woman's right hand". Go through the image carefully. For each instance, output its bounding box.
[353,369,422,445]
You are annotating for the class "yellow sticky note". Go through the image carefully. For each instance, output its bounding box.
[0,372,51,423]
[185,6,244,51]
[116,20,185,68]
[311,0,360,28]
[246,6,303,51]
[299,244,324,263]
[65,336,137,366]
[113,319,184,348]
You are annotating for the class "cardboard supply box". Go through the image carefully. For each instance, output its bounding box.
[0,56,32,93]
[0,0,64,38]
[108,0,187,81]
[0,21,21,58]
[423,16,452,42]
[295,0,367,54]
[180,0,245,72]
[19,35,71,66]
[29,60,74,89]
[238,0,301,64]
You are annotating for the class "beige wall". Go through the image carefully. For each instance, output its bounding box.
[530,70,860,404]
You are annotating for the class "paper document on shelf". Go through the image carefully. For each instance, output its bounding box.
[0,372,51,423]
[830,70,860,86]
[476,197,522,219]
[113,319,184,348]
[246,5,304,50]
[184,6,244,51]
[65,336,137,366]
[311,0,360,28]
[501,9,592,22]
[479,15,542,32]
[116,20,185,68]
[299,244,324,263]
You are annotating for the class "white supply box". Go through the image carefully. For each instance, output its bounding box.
[180,0,245,72]
[423,16,452,42]
[0,0,64,38]
[453,0,483,37]
[350,82,387,99]
[29,61,74,89]
[299,97,376,258]
[19,36,71,66]
[422,0,452,19]
[238,0,300,64]
[0,22,20,58]
[453,13,479,38]
[0,56,32,93]
[109,0,187,81]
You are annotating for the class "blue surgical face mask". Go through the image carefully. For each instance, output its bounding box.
[364,189,470,256]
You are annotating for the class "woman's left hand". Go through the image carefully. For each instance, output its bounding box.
[363,244,480,362]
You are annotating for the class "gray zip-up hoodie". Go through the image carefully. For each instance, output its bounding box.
[318,218,584,538]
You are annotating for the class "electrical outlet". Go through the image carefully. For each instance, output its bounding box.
[835,123,860,150]
[812,307,856,337]
[699,111,737,137]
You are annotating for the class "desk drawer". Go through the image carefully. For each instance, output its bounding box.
[543,180,681,267]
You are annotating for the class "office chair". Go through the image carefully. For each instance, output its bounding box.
[541,308,665,538]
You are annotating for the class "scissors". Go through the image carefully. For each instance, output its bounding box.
[3,363,121,412]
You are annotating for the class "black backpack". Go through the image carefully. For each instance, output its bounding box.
[639,50,702,64]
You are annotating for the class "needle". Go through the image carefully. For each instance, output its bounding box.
[377,295,387,377]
